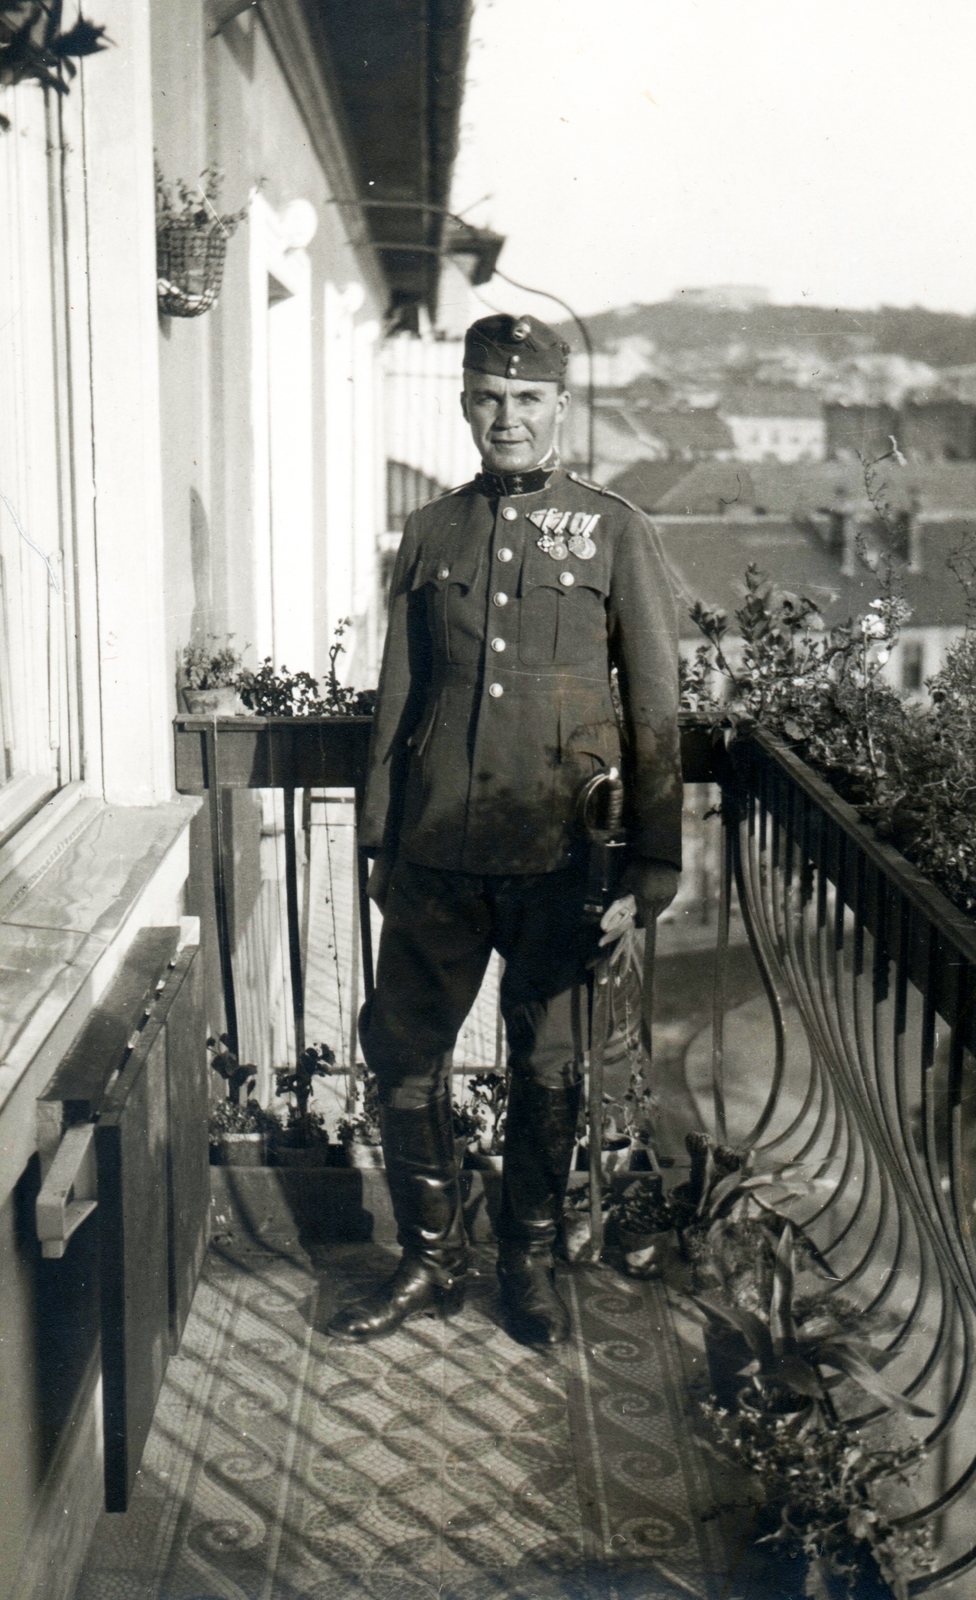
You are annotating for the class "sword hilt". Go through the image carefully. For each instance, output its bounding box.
[578,767,627,921]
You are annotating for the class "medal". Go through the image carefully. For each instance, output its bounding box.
[530,508,600,560]
[536,532,569,558]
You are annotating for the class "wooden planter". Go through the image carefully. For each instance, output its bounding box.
[211,1131,267,1167]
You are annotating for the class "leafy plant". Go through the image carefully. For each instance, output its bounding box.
[465,1071,507,1154]
[673,1131,835,1311]
[182,637,243,691]
[154,161,248,233]
[274,1041,336,1147]
[0,2,109,133]
[694,1224,935,1598]
[683,562,910,806]
[682,559,976,918]
[336,1068,381,1148]
[208,1096,279,1147]
[612,1172,672,1237]
[208,1033,256,1106]
[451,1099,482,1148]
[700,1395,932,1599]
[236,621,377,718]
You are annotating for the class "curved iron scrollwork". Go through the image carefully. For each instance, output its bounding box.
[713,730,976,1591]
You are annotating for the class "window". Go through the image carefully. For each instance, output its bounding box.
[0,89,74,841]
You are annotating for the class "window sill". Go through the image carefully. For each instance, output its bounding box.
[0,792,201,1208]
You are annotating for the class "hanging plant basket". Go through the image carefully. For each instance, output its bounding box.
[157,216,232,318]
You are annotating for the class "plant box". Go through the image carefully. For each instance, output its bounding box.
[211,1131,266,1167]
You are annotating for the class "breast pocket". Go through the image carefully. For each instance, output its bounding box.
[410,558,482,664]
[553,578,610,665]
[518,575,561,665]
[518,549,610,667]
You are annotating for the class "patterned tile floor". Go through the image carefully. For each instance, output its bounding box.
[76,1239,731,1600]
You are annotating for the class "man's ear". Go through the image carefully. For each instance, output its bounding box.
[556,389,571,422]
[460,388,469,422]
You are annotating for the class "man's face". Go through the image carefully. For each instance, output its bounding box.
[461,371,569,473]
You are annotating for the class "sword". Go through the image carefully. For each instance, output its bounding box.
[576,769,627,1261]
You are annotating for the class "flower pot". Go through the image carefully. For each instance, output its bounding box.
[182,686,243,716]
[617,1225,673,1279]
[212,1131,267,1167]
[575,1137,633,1177]
[347,1142,384,1170]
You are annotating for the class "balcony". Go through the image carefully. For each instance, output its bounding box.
[72,714,976,1598]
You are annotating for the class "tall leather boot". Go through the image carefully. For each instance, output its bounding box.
[496,1077,582,1348]
[327,1093,467,1340]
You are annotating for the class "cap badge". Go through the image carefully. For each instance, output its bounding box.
[528,508,600,559]
[511,319,531,341]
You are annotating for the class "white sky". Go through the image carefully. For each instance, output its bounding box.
[451,0,976,320]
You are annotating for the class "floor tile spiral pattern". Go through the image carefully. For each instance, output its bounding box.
[75,1241,723,1600]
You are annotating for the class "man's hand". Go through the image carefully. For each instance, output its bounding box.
[620,858,679,927]
[366,849,396,912]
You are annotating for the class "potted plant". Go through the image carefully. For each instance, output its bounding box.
[272,1042,337,1167]
[691,1224,935,1599]
[682,537,976,925]
[155,163,248,318]
[458,1070,507,1170]
[574,1104,634,1177]
[609,1172,674,1278]
[208,1096,279,1166]
[336,1069,383,1168]
[451,1097,483,1169]
[181,637,245,715]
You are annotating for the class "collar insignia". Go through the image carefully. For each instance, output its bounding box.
[528,509,600,559]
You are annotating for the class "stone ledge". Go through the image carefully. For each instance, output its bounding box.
[0,795,200,1209]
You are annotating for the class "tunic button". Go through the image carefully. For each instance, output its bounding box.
[559,570,575,587]
[501,507,518,521]
[492,591,509,607]
[490,637,506,653]
[488,682,504,698]
[497,547,513,562]
[438,566,450,579]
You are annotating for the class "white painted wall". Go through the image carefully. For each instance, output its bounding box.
[723,414,826,463]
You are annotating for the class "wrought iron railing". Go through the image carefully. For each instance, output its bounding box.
[711,728,976,1593]
[174,713,976,1588]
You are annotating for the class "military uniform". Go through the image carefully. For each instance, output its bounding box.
[329,314,682,1347]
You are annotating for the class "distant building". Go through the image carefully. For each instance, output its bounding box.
[654,456,976,526]
[719,387,825,462]
[636,409,735,463]
[825,403,899,462]
[900,400,976,461]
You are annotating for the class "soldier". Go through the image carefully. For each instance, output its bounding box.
[327,313,682,1347]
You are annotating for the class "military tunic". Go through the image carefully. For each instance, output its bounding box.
[360,466,683,876]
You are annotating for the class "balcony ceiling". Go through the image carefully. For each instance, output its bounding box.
[307,0,473,328]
